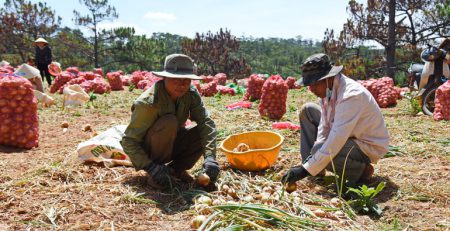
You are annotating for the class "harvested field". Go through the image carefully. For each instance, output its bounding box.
[1,86,449,230]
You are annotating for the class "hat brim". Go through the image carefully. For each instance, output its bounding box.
[34,39,48,44]
[296,65,343,86]
[152,71,202,80]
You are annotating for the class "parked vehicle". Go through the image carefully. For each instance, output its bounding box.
[407,38,450,115]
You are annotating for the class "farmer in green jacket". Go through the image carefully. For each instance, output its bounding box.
[121,54,219,189]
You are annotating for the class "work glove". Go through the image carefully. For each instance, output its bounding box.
[281,166,310,184]
[203,156,220,182]
[145,163,171,186]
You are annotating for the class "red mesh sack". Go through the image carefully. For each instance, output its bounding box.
[243,74,265,101]
[91,77,111,94]
[0,74,39,149]
[80,81,96,93]
[358,77,397,108]
[93,68,104,77]
[121,75,131,86]
[433,80,450,121]
[258,75,289,120]
[285,76,301,89]
[216,85,236,96]
[57,77,87,94]
[106,72,124,91]
[202,75,215,83]
[50,72,73,93]
[80,71,96,80]
[0,65,15,74]
[201,81,218,97]
[214,73,227,85]
[137,80,152,90]
[65,67,79,76]
[79,78,111,94]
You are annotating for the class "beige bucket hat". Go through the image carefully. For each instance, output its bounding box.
[152,54,202,80]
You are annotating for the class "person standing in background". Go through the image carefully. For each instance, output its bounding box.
[34,38,52,86]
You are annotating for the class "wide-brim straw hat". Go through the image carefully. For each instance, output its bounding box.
[34,38,48,44]
[152,54,202,80]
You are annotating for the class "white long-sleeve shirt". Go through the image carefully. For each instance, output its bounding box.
[303,74,390,176]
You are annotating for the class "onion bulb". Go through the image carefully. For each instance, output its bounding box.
[285,182,297,193]
[190,215,206,229]
[83,124,92,132]
[196,173,210,187]
[61,121,69,128]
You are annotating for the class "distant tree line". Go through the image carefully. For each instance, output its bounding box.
[1,0,448,85]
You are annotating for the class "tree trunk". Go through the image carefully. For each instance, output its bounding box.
[386,0,396,83]
[94,14,99,68]
[94,31,99,68]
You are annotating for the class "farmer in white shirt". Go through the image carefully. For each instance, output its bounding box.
[282,53,389,185]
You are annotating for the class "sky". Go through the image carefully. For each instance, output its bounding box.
[28,0,354,41]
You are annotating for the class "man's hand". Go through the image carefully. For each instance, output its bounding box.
[281,166,310,184]
[145,163,170,186]
[203,156,220,182]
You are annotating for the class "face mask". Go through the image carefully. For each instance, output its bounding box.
[326,79,332,99]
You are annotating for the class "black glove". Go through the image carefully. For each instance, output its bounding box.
[145,163,170,186]
[203,156,220,182]
[281,166,310,184]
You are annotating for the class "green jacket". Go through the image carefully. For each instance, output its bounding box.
[121,80,216,170]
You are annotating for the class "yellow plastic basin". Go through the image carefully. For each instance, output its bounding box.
[219,131,284,171]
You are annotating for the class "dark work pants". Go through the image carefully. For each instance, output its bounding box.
[144,115,203,171]
[299,103,370,183]
[37,62,52,85]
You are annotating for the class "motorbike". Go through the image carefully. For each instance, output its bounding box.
[407,38,450,115]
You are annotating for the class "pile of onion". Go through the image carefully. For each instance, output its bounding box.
[0,74,39,149]
[258,75,288,120]
[433,80,450,121]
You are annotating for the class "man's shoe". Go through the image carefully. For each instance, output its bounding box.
[360,164,374,181]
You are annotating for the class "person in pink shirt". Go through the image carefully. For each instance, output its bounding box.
[282,53,389,185]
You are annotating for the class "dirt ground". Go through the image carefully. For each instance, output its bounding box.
[0,86,449,230]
